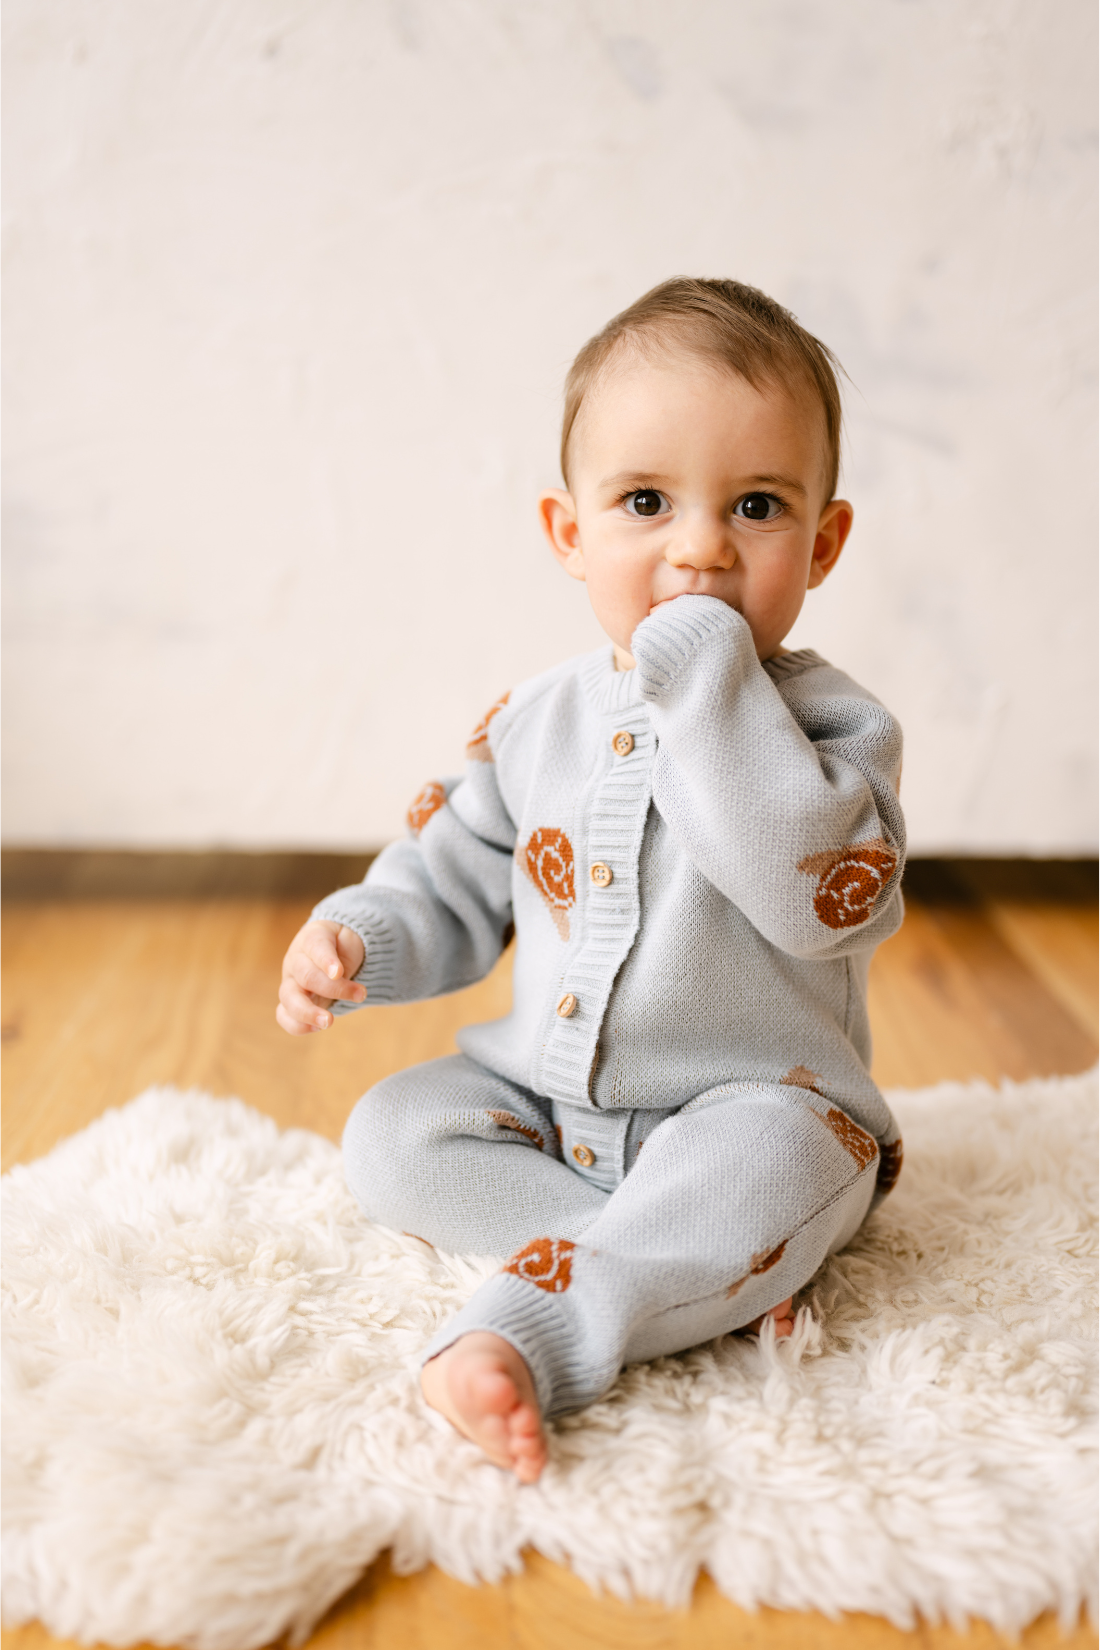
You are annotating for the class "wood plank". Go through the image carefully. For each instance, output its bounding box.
[304,1553,1098,1649]
[945,860,1098,1042]
[867,866,1097,1088]
[3,1558,1094,1650]
[1,899,514,1169]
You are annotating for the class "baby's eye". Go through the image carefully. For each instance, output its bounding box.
[734,492,783,522]
[622,489,669,518]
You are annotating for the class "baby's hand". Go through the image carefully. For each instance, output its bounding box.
[277,920,366,1035]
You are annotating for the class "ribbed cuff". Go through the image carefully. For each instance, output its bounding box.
[420,1271,619,1418]
[630,593,747,699]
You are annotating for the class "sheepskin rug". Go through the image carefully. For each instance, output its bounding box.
[3,1071,1096,1650]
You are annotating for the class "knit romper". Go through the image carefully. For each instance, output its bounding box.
[314,594,906,1418]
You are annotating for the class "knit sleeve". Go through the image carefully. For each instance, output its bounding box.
[631,594,905,959]
[309,715,517,1006]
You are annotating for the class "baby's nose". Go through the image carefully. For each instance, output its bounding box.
[667,520,736,570]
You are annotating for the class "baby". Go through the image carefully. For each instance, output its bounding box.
[278,278,906,1484]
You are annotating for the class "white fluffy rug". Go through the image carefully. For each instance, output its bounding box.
[3,1072,1097,1650]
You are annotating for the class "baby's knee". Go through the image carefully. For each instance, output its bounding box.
[342,1071,427,1222]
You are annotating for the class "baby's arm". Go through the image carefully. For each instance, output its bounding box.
[276,712,517,1032]
[633,594,905,958]
[277,920,366,1035]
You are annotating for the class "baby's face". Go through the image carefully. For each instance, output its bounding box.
[540,354,852,665]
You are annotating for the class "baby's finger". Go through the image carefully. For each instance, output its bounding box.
[279,976,335,1031]
[335,925,366,978]
[301,928,348,982]
[288,950,364,1003]
[310,960,365,1002]
[319,973,365,1002]
[276,1001,319,1036]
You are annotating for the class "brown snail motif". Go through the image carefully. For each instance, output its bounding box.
[519,826,575,940]
[503,1236,575,1294]
[797,838,898,930]
[406,780,447,836]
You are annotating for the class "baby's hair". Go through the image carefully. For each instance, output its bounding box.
[561,277,844,499]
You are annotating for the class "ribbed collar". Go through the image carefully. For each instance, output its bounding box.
[578,646,648,715]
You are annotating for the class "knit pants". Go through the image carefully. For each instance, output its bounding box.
[342,1053,879,1417]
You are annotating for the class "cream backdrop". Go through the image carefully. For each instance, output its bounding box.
[4,0,1096,853]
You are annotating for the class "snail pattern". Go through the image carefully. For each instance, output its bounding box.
[726,1239,788,1297]
[782,1070,900,1195]
[503,1236,575,1294]
[811,1105,878,1173]
[406,780,447,836]
[876,1137,904,1193]
[487,1109,547,1151]
[797,837,898,929]
[466,692,511,763]
[518,826,575,940]
[780,1064,826,1098]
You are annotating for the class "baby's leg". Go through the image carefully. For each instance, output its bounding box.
[342,1053,608,1254]
[344,1053,609,1479]
[423,1081,880,1430]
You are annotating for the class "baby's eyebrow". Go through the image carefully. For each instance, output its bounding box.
[599,470,676,491]
[745,472,808,498]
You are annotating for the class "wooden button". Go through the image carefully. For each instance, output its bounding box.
[590,862,613,887]
[556,992,578,1018]
[572,1143,595,1168]
[612,730,635,757]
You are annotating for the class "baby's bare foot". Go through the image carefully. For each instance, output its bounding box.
[744,1296,795,1338]
[421,1331,548,1483]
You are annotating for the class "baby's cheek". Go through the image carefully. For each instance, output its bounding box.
[747,558,810,634]
[588,562,651,648]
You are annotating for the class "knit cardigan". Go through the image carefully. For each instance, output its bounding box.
[313,594,906,1146]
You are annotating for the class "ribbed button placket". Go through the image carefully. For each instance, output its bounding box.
[537,712,652,1107]
[554,1104,633,1190]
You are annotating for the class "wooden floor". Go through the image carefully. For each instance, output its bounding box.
[2,857,1096,1650]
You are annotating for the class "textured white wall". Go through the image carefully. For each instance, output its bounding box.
[4,0,1096,854]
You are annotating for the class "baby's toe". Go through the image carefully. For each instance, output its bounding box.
[511,1402,541,1437]
[511,1437,547,1481]
[476,1416,515,1467]
[508,1407,547,1480]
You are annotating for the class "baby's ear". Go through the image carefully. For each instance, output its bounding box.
[808,499,853,589]
[539,490,586,581]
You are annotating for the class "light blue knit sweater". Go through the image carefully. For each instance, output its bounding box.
[314,593,905,1156]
